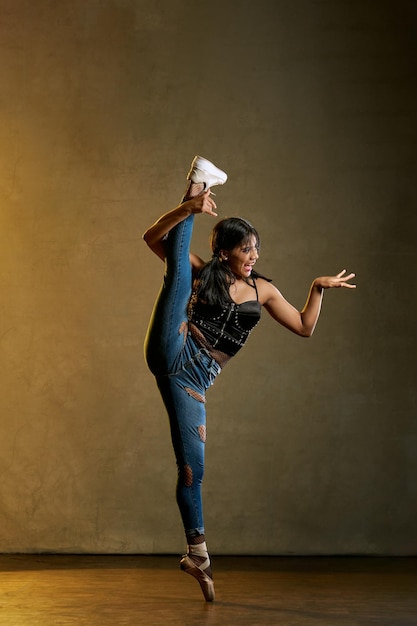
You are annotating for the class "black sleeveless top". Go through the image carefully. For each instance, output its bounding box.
[188,279,261,359]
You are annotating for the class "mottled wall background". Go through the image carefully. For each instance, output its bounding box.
[0,0,416,554]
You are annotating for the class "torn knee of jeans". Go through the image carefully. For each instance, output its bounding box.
[198,425,206,443]
[179,321,188,344]
[184,386,206,404]
[184,464,193,487]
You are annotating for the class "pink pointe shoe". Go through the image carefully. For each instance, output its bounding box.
[180,554,215,602]
[187,155,227,190]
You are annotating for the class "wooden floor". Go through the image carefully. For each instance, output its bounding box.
[0,555,416,626]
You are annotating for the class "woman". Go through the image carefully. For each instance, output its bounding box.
[143,156,355,602]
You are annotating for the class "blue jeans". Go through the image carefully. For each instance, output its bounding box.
[144,214,221,536]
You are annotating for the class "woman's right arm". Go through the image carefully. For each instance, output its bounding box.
[142,190,218,261]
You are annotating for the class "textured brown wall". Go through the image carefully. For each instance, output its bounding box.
[0,0,416,554]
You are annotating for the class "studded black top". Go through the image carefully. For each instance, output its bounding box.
[188,279,261,361]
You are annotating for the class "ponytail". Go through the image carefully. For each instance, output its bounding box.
[195,256,236,307]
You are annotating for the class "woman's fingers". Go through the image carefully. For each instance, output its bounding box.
[335,271,356,288]
[318,271,356,288]
[201,188,217,215]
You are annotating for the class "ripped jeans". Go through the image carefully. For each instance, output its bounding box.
[144,214,221,536]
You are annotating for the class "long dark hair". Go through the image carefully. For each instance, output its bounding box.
[195,217,269,307]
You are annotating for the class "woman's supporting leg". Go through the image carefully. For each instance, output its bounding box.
[156,364,216,602]
[156,375,207,534]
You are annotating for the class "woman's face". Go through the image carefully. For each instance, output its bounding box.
[224,235,259,279]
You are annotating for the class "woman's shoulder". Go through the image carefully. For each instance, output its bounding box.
[190,253,206,277]
[190,253,206,268]
[253,275,280,305]
[252,272,273,289]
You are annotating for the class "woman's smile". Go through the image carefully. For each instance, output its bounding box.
[226,236,259,278]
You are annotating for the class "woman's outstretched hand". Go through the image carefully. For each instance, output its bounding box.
[315,270,356,289]
[185,189,218,217]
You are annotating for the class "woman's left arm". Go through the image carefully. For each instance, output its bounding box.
[262,270,356,337]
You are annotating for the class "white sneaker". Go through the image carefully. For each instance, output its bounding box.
[187,155,227,189]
